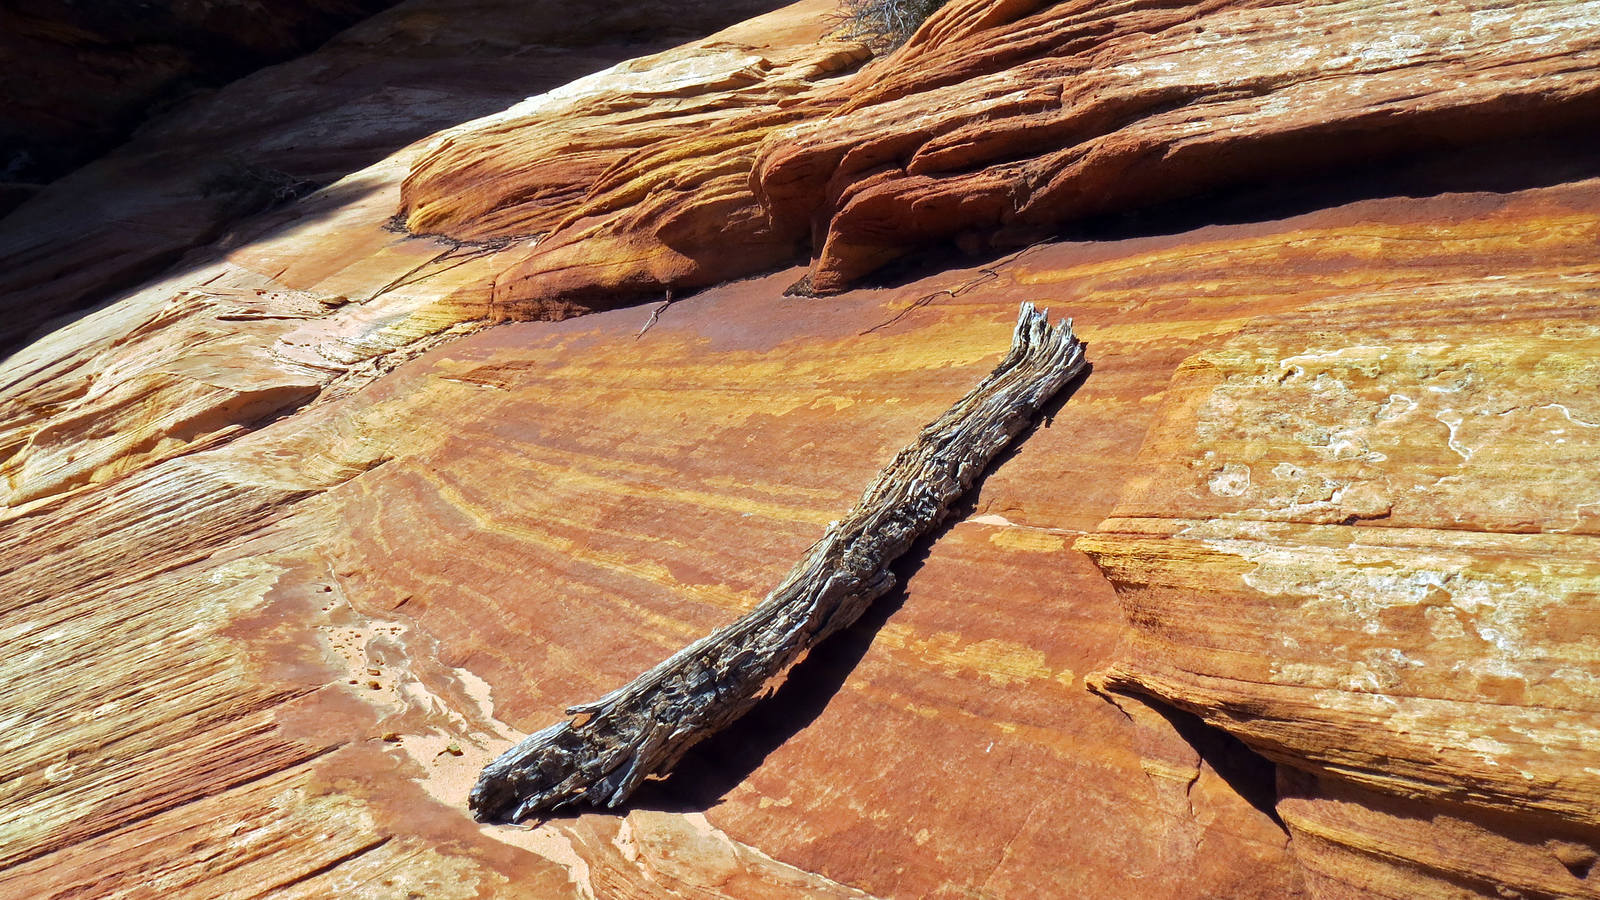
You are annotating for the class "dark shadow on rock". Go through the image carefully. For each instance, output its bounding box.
[1059,116,1600,245]
[849,115,1600,296]
[1140,697,1286,831]
[620,365,1093,816]
[0,0,798,357]
[0,0,407,191]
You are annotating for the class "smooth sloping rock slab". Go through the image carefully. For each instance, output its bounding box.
[10,177,1600,895]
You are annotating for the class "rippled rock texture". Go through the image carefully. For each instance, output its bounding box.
[402,0,1600,306]
[3,0,1599,896]
[0,0,799,351]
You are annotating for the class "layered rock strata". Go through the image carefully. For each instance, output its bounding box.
[1083,275,1600,898]
[0,0,802,351]
[0,0,839,510]
[401,0,1600,310]
[1,0,1598,896]
[10,175,1598,895]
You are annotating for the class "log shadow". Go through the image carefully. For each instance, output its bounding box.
[628,364,1093,815]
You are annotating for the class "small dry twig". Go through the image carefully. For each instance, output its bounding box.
[636,289,675,339]
[471,302,1088,823]
[832,0,950,51]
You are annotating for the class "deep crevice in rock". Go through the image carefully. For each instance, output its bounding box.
[1141,697,1286,833]
[846,113,1600,295]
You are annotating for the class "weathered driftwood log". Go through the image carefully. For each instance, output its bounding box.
[470,302,1087,823]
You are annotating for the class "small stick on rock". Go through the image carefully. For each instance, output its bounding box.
[471,302,1088,823]
[636,289,674,338]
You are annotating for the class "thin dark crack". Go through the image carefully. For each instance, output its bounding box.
[256,835,393,896]
[858,242,1048,335]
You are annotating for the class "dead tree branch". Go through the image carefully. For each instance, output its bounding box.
[470,302,1088,823]
[636,289,674,338]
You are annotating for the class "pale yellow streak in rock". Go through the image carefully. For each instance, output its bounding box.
[875,626,1059,688]
[0,555,285,857]
[1017,215,1600,292]
[277,841,494,900]
[986,527,1067,553]
[509,452,837,530]
[426,473,759,625]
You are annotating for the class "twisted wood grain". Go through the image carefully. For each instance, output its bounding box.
[470,302,1087,822]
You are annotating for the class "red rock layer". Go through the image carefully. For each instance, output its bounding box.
[398,0,868,318]
[757,0,1600,291]
[398,0,1600,313]
[9,164,1600,894]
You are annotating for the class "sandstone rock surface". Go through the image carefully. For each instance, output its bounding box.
[1083,271,1600,898]
[398,0,1600,312]
[2,0,1598,897]
[0,0,797,351]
